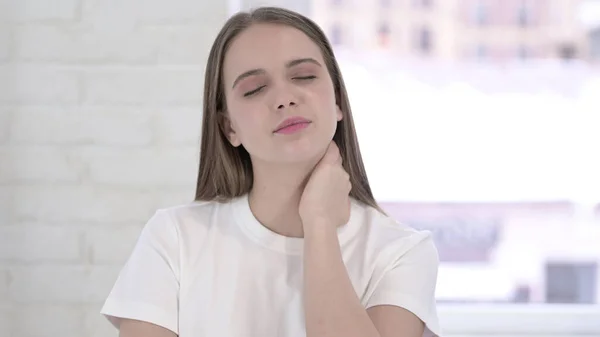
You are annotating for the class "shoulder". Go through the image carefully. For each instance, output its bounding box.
[151,199,229,229]
[158,199,223,219]
[352,200,439,267]
[138,199,234,245]
[354,202,442,336]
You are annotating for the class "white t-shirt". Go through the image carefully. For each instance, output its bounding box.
[101,194,441,337]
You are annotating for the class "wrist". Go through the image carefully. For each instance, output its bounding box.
[302,219,338,238]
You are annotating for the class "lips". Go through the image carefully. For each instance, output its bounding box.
[273,116,311,133]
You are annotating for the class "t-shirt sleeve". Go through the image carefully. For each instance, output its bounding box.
[365,233,441,337]
[100,209,180,334]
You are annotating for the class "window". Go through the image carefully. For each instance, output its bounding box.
[591,28,600,60]
[517,0,531,27]
[476,44,487,60]
[559,44,577,61]
[415,26,432,54]
[546,263,598,304]
[377,22,391,47]
[473,0,488,26]
[412,0,433,9]
[517,45,528,60]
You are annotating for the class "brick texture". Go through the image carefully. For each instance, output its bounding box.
[0,0,229,336]
[0,27,10,61]
[0,0,80,22]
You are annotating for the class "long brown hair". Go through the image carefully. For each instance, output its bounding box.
[195,6,381,211]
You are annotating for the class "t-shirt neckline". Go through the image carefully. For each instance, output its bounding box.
[230,194,363,255]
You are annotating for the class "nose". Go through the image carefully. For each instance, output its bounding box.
[272,83,298,110]
[277,100,296,110]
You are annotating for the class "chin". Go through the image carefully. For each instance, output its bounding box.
[277,153,320,165]
[248,127,335,165]
[275,138,330,164]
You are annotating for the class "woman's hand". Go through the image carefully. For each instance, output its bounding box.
[299,141,352,233]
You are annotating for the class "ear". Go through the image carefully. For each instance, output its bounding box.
[219,112,242,147]
[336,105,343,122]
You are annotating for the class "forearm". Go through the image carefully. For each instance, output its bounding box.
[303,225,381,337]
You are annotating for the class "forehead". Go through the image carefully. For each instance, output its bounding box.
[223,23,325,83]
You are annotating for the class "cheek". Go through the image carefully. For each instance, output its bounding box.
[314,80,337,108]
[229,106,264,138]
[320,89,339,120]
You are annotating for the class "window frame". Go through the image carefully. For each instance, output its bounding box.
[438,304,600,335]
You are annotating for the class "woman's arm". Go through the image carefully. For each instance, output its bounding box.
[299,143,436,337]
[303,225,383,337]
[100,210,181,336]
[119,319,178,337]
[303,226,426,337]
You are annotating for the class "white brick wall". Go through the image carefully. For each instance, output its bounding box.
[1,0,229,336]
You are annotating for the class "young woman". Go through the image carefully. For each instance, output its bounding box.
[101,6,441,337]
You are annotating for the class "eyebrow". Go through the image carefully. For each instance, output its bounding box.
[231,57,322,89]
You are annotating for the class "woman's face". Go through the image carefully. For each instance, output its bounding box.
[222,23,342,165]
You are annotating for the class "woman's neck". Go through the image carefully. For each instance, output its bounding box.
[248,160,317,238]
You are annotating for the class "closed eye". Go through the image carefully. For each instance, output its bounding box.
[243,85,266,97]
[293,75,317,80]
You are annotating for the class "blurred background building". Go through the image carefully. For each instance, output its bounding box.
[311,0,600,64]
